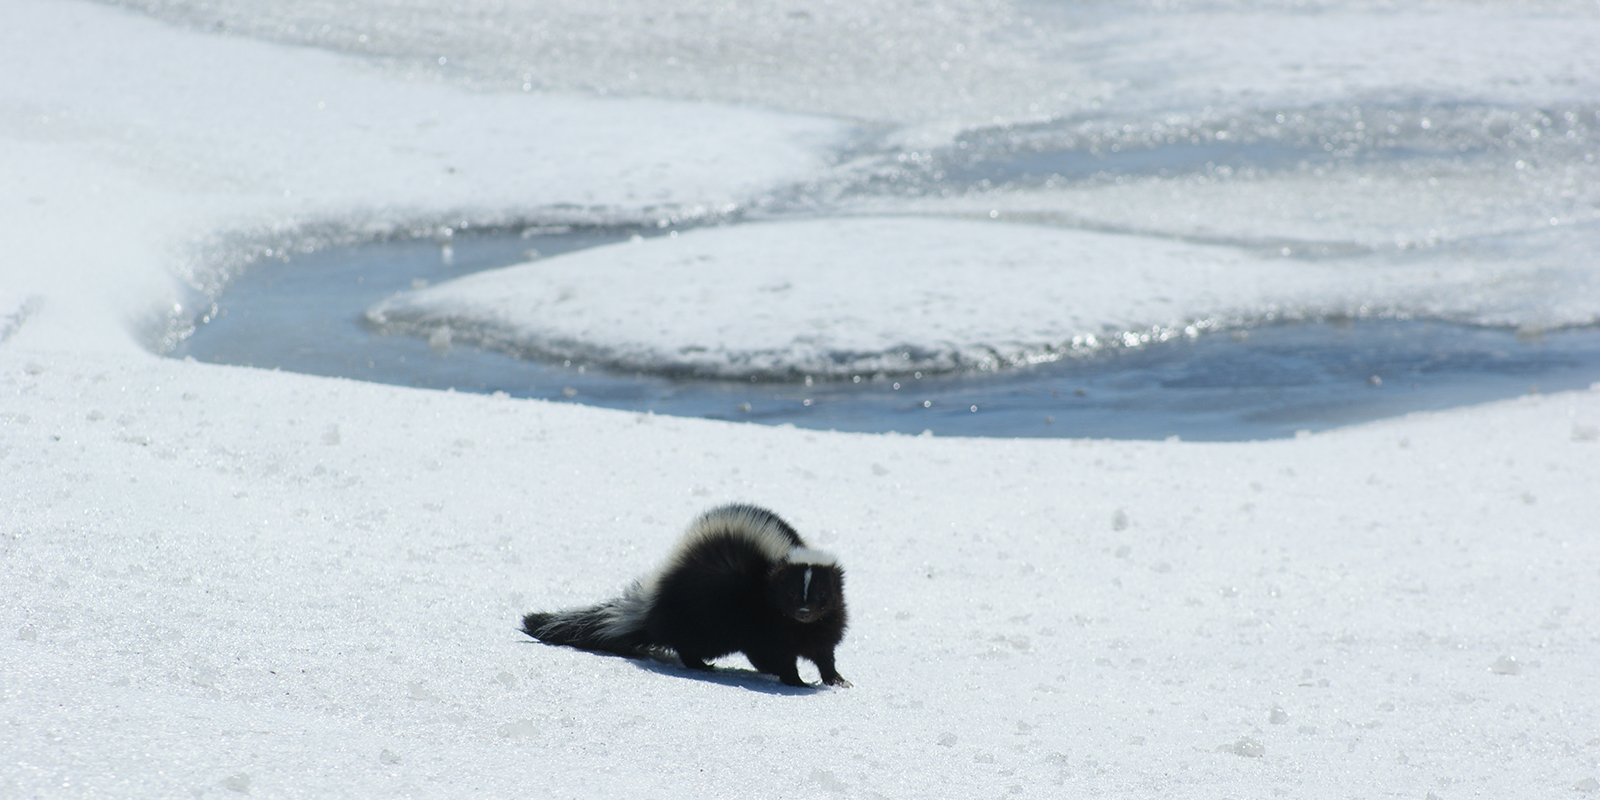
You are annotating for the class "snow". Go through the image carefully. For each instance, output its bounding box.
[365,217,1289,378]
[7,355,1598,796]
[365,213,1598,379]
[4,0,1600,798]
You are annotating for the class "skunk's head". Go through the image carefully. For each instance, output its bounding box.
[769,554,844,624]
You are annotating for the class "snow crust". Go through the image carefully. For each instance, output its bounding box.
[3,0,1599,797]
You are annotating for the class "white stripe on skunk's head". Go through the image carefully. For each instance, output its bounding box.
[787,546,837,567]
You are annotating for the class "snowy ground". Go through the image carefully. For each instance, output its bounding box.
[4,0,1600,797]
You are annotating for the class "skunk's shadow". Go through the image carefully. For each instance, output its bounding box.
[631,652,825,695]
[518,639,824,696]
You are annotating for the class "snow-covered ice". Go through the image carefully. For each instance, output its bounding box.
[365,213,1598,379]
[365,216,1291,378]
[4,0,1599,797]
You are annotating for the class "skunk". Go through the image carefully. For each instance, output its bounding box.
[521,504,850,688]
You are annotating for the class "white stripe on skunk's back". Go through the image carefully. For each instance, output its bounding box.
[669,503,834,566]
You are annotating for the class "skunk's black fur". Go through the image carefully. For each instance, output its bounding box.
[521,504,849,687]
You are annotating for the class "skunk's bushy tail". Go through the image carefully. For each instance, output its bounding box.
[520,581,651,655]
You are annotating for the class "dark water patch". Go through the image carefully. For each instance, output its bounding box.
[728,321,1600,440]
[173,223,658,374]
[171,227,1600,441]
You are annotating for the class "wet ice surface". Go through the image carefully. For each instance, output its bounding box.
[175,227,1600,440]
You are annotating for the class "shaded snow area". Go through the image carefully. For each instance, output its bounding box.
[4,0,1600,798]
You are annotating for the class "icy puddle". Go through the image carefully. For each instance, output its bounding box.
[171,226,1600,441]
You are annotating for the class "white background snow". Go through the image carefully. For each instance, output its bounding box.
[3,0,1599,797]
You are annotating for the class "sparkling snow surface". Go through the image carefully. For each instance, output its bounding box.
[4,0,1600,798]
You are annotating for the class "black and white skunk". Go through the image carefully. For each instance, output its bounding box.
[521,504,850,688]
